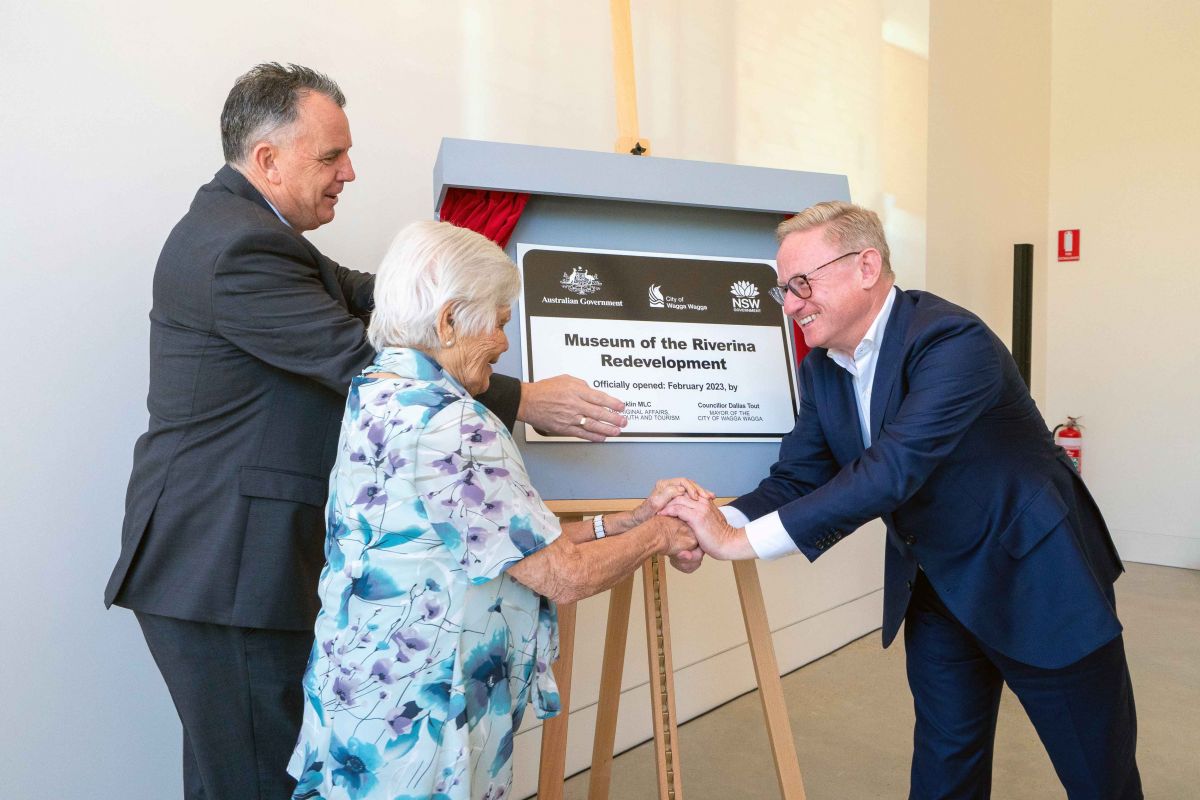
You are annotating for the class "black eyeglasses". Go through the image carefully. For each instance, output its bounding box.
[768,251,862,304]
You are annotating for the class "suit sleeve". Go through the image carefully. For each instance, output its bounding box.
[475,373,522,432]
[333,262,376,317]
[777,315,1004,560]
[211,228,376,394]
[730,357,839,521]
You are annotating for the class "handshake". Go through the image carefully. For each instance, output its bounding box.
[626,478,751,574]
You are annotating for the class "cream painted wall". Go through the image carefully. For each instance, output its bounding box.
[734,1,885,204]
[883,42,929,289]
[1044,0,1200,567]
[1,2,926,797]
[927,0,1052,401]
[927,0,1199,570]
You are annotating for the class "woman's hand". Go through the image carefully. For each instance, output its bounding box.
[669,545,705,574]
[659,496,757,561]
[509,514,698,605]
[630,478,714,528]
[649,515,699,557]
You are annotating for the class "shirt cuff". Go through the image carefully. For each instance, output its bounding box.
[730,509,800,560]
[719,505,750,528]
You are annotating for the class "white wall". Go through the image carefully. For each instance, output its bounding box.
[0,2,926,797]
[927,0,1200,570]
[882,40,929,289]
[1044,0,1200,568]
[926,0,1052,380]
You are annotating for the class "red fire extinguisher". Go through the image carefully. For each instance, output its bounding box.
[1052,416,1083,474]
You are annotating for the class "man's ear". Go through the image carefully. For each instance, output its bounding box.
[859,248,884,289]
[249,142,279,184]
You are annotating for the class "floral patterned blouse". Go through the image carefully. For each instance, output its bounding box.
[288,348,561,800]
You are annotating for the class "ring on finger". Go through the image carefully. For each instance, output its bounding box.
[579,416,588,427]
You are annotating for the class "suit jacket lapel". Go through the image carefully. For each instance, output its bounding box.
[813,355,865,462]
[869,287,912,443]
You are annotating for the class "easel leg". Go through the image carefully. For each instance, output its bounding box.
[587,573,635,800]
[643,555,684,800]
[538,600,577,800]
[732,560,807,800]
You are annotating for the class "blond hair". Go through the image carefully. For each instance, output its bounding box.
[776,201,892,275]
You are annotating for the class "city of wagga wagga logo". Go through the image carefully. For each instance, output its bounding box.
[560,266,603,295]
[647,284,708,312]
[648,284,665,308]
[730,280,761,311]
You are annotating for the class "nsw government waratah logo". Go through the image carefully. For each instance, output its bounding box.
[730,280,761,311]
[648,284,665,308]
[560,266,603,295]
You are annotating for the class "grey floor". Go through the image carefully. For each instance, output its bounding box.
[547,563,1200,799]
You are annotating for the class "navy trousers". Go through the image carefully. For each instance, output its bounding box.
[136,612,313,800]
[904,572,1141,800]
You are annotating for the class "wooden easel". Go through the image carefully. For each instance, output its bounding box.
[536,499,807,800]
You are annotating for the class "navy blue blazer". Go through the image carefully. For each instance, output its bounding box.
[731,289,1124,669]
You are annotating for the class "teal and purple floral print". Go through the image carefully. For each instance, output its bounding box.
[288,348,561,800]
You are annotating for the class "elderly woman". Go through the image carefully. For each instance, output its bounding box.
[288,221,703,800]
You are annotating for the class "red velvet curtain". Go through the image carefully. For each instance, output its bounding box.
[792,320,811,366]
[777,212,812,366]
[438,188,530,249]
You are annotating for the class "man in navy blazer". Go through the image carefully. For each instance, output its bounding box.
[106,64,628,800]
[666,201,1140,799]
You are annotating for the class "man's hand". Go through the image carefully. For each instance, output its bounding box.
[517,375,628,442]
[660,497,757,561]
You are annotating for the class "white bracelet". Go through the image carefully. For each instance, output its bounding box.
[593,514,607,539]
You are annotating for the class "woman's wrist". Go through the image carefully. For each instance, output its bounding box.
[603,509,639,536]
[624,515,667,554]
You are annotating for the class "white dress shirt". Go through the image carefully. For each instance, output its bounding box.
[728,285,899,559]
[264,197,291,227]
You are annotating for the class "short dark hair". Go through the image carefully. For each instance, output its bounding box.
[220,62,346,165]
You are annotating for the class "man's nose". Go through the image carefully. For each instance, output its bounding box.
[783,292,806,318]
[340,155,356,183]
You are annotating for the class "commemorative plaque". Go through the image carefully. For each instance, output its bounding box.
[518,243,799,441]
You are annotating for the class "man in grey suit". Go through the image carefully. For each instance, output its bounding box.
[105,63,626,800]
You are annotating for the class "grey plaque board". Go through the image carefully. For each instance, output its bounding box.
[433,138,851,501]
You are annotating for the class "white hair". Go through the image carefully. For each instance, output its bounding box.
[368,220,520,351]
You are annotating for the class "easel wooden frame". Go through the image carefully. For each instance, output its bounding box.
[535,500,807,800]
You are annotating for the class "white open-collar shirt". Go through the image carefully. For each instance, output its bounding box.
[723,285,898,559]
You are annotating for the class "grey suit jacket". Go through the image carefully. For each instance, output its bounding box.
[106,166,520,630]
